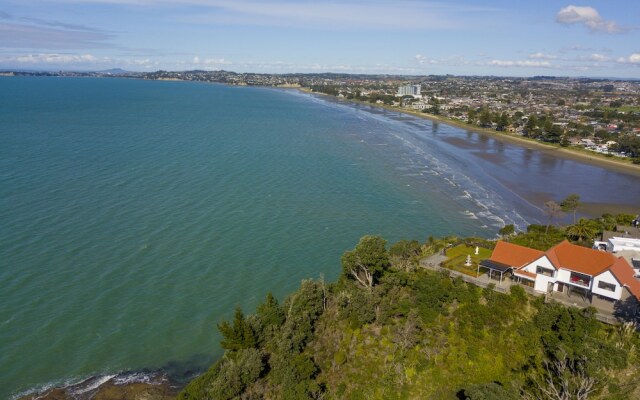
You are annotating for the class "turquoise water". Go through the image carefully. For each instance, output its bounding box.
[1,77,639,398]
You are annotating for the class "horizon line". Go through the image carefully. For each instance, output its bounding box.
[1,68,639,81]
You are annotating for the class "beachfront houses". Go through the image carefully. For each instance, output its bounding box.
[480,240,640,312]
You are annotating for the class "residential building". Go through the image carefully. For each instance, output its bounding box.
[411,101,429,110]
[397,84,421,97]
[481,240,640,312]
[595,223,640,254]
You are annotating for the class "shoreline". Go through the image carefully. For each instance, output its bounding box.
[17,370,181,400]
[298,88,640,178]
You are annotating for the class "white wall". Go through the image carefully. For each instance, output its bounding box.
[592,270,622,300]
[524,256,557,293]
[534,274,555,293]
[556,269,572,284]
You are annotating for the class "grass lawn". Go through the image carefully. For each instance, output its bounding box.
[441,244,492,276]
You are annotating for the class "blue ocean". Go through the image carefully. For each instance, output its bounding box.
[1,77,638,398]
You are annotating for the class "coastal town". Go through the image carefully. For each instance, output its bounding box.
[7,68,639,163]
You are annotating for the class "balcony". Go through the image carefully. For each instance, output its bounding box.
[569,272,591,288]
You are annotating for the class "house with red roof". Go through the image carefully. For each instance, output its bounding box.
[483,240,640,312]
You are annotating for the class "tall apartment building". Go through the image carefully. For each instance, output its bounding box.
[397,84,421,97]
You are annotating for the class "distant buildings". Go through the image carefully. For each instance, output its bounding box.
[397,84,421,97]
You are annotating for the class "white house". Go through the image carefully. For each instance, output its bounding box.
[483,241,640,312]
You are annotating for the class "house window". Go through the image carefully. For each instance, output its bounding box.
[517,278,534,288]
[597,281,616,292]
[536,266,554,277]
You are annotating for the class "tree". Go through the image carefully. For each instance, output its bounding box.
[546,124,563,143]
[218,307,257,351]
[544,201,564,234]
[210,348,265,400]
[497,112,510,131]
[560,194,581,224]
[341,235,390,289]
[389,239,421,271]
[256,292,285,329]
[523,354,597,400]
[467,108,477,125]
[525,115,537,135]
[565,218,597,242]
[499,224,515,238]
[479,109,492,127]
[461,382,519,400]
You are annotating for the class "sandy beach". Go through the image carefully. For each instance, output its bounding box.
[396,107,640,178]
[301,89,640,178]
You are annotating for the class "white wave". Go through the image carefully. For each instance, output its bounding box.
[112,371,163,385]
[13,371,168,400]
[461,210,479,219]
[12,375,85,400]
[443,177,457,187]
[69,375,116,395]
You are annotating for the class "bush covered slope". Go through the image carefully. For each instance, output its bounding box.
[180,235,640,400]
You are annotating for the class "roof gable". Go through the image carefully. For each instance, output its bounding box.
[609,257,640,301]
[490,241,544,268]
[546,240,617,276]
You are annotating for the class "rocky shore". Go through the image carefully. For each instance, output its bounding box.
[19,372,179,400]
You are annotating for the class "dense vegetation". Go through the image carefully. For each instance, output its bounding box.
[179,219,640,399]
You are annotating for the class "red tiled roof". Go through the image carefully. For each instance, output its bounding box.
[513,270,537,280]
[545,240,617,276]
[490,241,544,268]
[609,257,640,301]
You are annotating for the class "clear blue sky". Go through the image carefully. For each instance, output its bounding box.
[1,0,639,77]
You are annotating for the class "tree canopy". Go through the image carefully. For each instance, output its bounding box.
[560,194,581,224]
[341,235,390,288]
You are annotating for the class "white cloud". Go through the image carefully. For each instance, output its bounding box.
[11,53,98,63]
[188,55,232,69]
[414,54,437,65]
[224,60,422,74]
[413,54,470,67]
[617,53,640,64]
[0,52,162,70]
[488,59,552,68]
[203,58,231,65]
[587,53,608,62]
[556,5,625,34]
[528,52,556,60]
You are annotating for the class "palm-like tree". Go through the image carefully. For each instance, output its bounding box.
[565,218,597,242]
